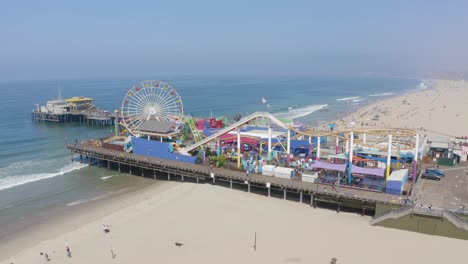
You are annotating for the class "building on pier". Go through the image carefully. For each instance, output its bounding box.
[32,95,115,126]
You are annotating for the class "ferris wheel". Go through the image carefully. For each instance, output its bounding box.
[121,80,184,135]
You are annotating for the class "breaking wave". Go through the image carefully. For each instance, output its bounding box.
[336,96,360,101]
[413,81,429,92]
[0,162,88,191]
[274,104,328,120]
[368,92,394,97]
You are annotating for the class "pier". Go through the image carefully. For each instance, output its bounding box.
[32,110,116,126]
[68,141,405,215]
[32,96,116,126]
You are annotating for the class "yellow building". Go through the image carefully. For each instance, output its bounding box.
[66,97,94,111]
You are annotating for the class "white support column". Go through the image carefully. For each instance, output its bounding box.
[287,129,291,156]
[386,135,392,179]
[317,136,321,160]
[348,132,354,184]
[335,137,339,154]
[345,140,349,154]
[268,124,272,158]
[237,128,241,168]
[363,133,367,144]
[413,134,420,183]
[308,136,312,144]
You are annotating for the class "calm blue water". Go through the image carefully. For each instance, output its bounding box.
[0,75,421,239]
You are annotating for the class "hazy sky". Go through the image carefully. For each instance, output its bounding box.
[1,0,467,80]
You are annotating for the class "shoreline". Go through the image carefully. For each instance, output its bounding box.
[0,177,162,261]
[2,78,468,263]
[320,79,467,138]
[313,78,427,129]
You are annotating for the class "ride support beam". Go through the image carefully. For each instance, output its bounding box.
[237,128,241,168]
[317,136,321,160]
[287,129,291,162]
[348,132,354,184]
[386,134,392,179]
[268,124,272,160]
[413,134,419,184]
[335,137,339,154]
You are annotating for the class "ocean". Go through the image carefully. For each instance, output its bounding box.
[0,75,422,240]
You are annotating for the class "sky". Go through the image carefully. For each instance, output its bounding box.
[1,0,468,80]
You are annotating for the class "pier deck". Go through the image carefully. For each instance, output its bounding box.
[32,110,115,126]
[67,141,403,213]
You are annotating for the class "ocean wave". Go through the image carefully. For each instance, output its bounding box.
[413,81,429,92]
[100,175,114,180]
[368,92,394,97]
[66,189,127,206]
[0,162,88,191]
[336,96,360,101]
[274,104,327,120]
[352,98,365,103]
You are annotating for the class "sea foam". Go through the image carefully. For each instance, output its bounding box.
[274,104,327,120]
[336,96,360,101]
[368,92,394,97]
[0,162,88,191]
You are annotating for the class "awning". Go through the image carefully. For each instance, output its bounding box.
[351,166,385,177]
[309,161,346,172]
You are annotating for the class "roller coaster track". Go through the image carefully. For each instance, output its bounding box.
[180,112,418,153]
[181,112,288,153]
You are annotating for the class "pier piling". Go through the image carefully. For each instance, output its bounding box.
[283,189,286,200]
[300,191,303,203]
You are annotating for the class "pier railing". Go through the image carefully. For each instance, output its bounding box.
[444,211,468,231]
[371,204,468,231]
[370,205,414,225]
[68,141,401,207]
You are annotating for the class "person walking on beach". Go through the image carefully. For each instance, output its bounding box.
[66,246,71,258]
[103,224,110,233]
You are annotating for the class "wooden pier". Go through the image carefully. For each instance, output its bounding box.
[67,141,404,215]
[32,110,115,126]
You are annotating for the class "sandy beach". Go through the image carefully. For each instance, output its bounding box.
[2,79,468,264]
[2,180,467,264]
[331,79,468,137]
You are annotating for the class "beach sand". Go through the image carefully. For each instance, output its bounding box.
[330,79,468,137]
[2,180,467,264]
[3,79,468,264]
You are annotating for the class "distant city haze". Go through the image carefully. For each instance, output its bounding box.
[1,1,467,80]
